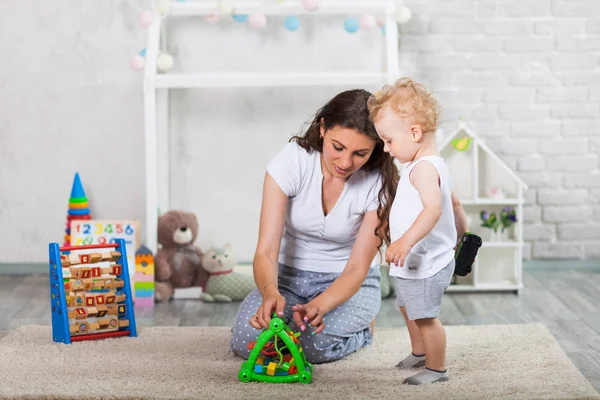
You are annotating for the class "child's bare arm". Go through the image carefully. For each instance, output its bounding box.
[451,191,468,245]
[385,161,442,266]
[403,162,443,245]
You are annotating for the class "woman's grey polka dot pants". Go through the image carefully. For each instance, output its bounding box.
[230,264,381,364]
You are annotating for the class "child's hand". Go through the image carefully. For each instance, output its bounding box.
[292,301,326,335]
[386,237,413,267]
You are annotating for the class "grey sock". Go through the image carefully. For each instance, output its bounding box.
[403,368,449,385]
[395,352,426,369]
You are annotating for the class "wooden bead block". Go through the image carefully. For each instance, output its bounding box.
[70,280,85,292]
[74,308,87,319]
[91,266,101,277]
[85,295,96,307]
[113,279,125,289]
[112,264,122,276]
[98,318,111,329]
[96,305,108,318]
[93,280,105,290]
[69,325,79,334]
[68,310,77,319]
[82,279,94,291]
[68,254,80,265]
[115,294,126,303]
[60,254,71,267]
[69,267,81,279]
[89,253,102,263]
[87,307,99,318]
[80,267,91,279]
[80,254,91,264]
[105,293,116,304]
[119,319,129,328]
[107,305,118,315]
[102,278,114,289]
[101,251,121,262]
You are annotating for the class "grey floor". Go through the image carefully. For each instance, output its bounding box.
[1,269,599,393]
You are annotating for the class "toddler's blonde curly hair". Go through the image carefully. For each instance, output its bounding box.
[367,77,441,134]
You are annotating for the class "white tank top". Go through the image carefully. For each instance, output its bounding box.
[388,156,457,279]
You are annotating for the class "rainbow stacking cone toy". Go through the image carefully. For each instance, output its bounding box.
[63,173,92,246]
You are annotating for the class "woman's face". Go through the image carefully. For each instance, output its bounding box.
[320,124,376,179]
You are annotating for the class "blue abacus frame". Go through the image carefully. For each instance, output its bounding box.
[49,238,137,344]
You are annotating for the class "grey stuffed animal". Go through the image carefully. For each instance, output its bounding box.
[200,244,255,302]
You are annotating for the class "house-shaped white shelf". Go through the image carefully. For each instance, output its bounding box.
[439,122,528,293]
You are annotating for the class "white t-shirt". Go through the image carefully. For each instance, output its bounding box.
[266,142,382,273]
[388,156,456,279]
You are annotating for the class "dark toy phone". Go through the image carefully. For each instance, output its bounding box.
[454,232,482,277]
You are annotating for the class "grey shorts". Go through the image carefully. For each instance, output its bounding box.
[395,259,455,321]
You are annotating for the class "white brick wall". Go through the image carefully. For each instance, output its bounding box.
[403,0,600,260]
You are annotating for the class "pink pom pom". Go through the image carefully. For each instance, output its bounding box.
[205,14,220,23]
[249,13,267,29]
[139,10,155,27]
[130,55,145,71]
[360,14,376,30]
[302,0,319,11]
[376,16,385,27]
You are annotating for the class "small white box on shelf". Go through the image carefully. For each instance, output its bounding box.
[440,122,528,294]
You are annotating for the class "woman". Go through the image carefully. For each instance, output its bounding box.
[230,89,398,364]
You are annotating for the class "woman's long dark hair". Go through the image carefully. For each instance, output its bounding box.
[290,89,399,247]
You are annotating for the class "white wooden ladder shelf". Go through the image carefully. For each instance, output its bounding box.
[143,0,400,253]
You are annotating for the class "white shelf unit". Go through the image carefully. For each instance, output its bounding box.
[440,122,529,294]
[143,0,400,254]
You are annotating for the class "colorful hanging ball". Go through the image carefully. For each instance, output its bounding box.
[396,6,412,24]
[153,0,172,16]
[139,10,155,27]
[232,14,248,23]
[249,13,267,29]
[218,0,234,15]
[359,14,376,30]
[157,53,174,71]
[205,14,220,23]
[130,55,145,71]
[376,16,385,27]
[302,0,319,11]
[139,48,147,57]
[284,16,300,31]
[344,17,359,33]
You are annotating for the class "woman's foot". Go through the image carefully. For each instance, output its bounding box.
[403,367,449,385]
[395,352,426,369]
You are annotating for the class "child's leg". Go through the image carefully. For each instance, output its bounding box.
[414,317,446,370]
[394,278,426,369]
[401,306,425,355]
[401,260,454,385]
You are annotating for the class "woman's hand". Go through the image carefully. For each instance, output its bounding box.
[249,285,286,330]
[292,300,326,335]
[386,237,412,267]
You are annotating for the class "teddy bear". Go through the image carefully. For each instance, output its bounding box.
[154,210,208,302]
[199,243,255,303]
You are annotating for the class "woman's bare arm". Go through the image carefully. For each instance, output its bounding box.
[252,172,288,327]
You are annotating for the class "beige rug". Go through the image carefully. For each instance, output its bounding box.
[0,324,597,400]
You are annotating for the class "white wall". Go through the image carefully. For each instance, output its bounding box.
[0,0,598,263]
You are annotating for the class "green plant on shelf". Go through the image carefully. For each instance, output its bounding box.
[480,210,500,233]
[499,206,517,232]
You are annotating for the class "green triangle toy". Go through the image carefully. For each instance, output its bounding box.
[238,314,313,384]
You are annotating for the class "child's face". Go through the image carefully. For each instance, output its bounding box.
[373,106,420,164]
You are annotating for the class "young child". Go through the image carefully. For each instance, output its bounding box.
[368,78,467,385]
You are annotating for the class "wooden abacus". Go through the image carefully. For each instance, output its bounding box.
[49,238,137,344]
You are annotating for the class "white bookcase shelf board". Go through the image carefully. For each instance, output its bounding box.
[440,122,529,293]
[142,0,401,254]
